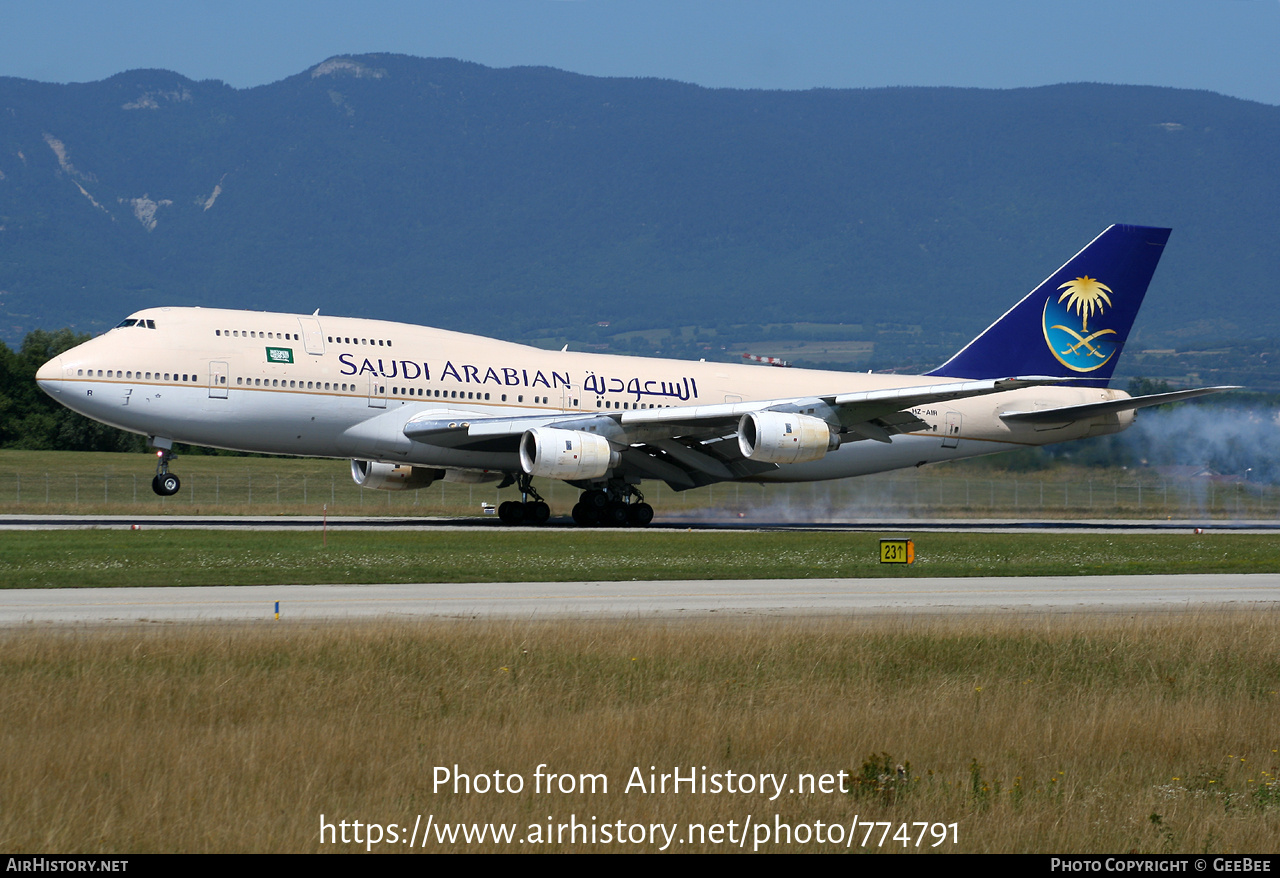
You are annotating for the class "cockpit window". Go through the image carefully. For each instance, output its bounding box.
[115,319,138,328]
[114,318,157,329]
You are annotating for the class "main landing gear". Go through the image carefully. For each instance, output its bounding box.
[494,477,656,527]
[496,473,551,526]
[151,448,180,496]
[571,483,653,528]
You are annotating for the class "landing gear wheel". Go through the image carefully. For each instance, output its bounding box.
[627,502,654,527]
[602,501,630,527]
[572,502,599,526]
[582,489,608,511]
[498,500,525,525]
[151,474,180,497]
[503,474,551,526]
[526,500,551,526]
[151,444,180,496]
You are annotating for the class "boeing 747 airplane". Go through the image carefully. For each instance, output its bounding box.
[36,225,1230,526]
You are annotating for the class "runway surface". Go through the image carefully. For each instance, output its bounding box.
[3,574,1277,625]
[3,513,1279,533]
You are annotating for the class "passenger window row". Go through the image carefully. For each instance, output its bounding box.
[598,399,664,409]
[328,336,392,347]
[215,329,300,340]
[76,369,198,381]
[236,378,358,391]
[392,388,492,401]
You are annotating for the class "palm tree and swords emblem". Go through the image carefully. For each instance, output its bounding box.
[1042,275,1118,372]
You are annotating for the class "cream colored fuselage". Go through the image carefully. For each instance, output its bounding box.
[36,306,1133,483]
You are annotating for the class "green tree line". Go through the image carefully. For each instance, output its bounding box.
[0,330,145,452]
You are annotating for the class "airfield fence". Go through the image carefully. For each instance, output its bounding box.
[0,455,1274,520]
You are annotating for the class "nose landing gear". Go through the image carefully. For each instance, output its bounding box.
[151,447,180,496]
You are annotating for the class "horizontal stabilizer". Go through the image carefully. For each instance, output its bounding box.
[999,386,1237,424]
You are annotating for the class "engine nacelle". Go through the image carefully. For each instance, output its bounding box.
[519,428,619,480]
[737,411,837,464]
[350,459,444,491]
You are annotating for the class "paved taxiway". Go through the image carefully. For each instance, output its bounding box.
[3,575,1277,625]
[5,515,1276,623]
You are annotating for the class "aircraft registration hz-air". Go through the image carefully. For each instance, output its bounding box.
[36,225,1230,526]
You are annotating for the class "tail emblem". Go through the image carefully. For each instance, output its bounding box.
[1043,275,1119,372]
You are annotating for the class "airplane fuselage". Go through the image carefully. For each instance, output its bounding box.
[37,305,1132,484]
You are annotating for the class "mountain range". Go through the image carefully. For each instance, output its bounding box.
[2,54,1278,380]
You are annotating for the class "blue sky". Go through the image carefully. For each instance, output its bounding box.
[4,1,1279,105]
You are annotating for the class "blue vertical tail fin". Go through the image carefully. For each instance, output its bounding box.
[927,224,1171,385]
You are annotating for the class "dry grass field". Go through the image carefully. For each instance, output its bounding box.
[2,610,1277,853]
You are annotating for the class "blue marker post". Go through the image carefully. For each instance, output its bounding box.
[275,601,279,621]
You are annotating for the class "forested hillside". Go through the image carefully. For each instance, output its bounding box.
[2,55,1278,357]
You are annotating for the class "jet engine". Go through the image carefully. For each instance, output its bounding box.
[519,428,619,480]
[350,459,444,490]
[737,411,838,464]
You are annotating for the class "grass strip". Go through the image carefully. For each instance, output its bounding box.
[3,530,1280,588]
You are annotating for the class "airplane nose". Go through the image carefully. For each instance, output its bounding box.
[36,355,64,396]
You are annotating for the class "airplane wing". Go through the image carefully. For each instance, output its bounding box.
[402,376,1060,490]
[621,376,1052,431]
[998,386,1238,425]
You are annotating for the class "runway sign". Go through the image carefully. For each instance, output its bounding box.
[879,539,915,564]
